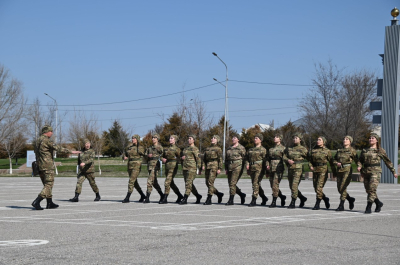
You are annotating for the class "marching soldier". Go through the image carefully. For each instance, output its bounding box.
[144,133,164,203]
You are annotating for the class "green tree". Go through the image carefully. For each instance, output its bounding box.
[102,120,129,157]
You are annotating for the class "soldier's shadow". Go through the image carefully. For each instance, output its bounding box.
[6,206,34,210]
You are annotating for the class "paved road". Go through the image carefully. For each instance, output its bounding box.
[0,176,399,265]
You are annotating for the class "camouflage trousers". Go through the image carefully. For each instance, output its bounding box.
[75,172,99,194]
[205,169,220,195]
[39,170,55,199]
[337,169,352,201]
[147,168,162,194]
[288,168,304,199]
[164,162,181,195]
[363,172,381,202]
[250,169,265,199]
[312,171,328,199]
[227,167,243,196]
[127,169,144,194]
[269,171,283,197]
[183,169,200,196]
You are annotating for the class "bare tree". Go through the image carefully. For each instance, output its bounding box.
[192,95,213,152]
[67,110,99,150]
[1,121,27,174]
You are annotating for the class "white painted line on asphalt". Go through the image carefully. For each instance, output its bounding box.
[0,240,49,248]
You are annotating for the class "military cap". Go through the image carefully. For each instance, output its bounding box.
[370,133,380,142]
[152,133,160,140]
[132,134,140,141]
[188,134,196,140]
[84,138,90,144]
[292,133,303,141]
[212,135,220,142]
[318,136,327,145]
[255,133,263,141]
[231,132,240,140]
[344,135,353,143]
[275,134,283,141]
[41,125,53,134]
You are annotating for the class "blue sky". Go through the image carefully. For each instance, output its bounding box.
[0,1,397,136]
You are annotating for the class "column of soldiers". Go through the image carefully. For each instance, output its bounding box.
[32,125,397,215]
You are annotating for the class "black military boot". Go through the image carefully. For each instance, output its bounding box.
[269,197,277,208]
[158,190,164,203]
[312,198,321,210]
[31,196,44,210]
[225,195,234,206]
[322,195,330,209]
[159,194,168,204]
[335,200,345,211]
[94,193,101,201]
[288,198,296,209]
[46,198,59,209]
[216,192,224,203]
[238,191,246,205]
[69,193,79,202]
[175,192,184,203]
[195,194,203,204]
[346,194,355,210]
[278,190,286,207]
[122,192,131,203]
[204,195,212,205]
[374,198,383,212]
[179,194,188,205]
[138,190,146,202]
[260,194,268,206]
[143,192,151,203]
[248,197,257,207]
[365,201,373,214]
[298,194,307,208]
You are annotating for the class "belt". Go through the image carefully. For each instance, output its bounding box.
[270,157,281,160]
[250,160,263,165]
[129,158,141,161]
[150,157,159,160]
[313,162,326,167]
[207,159,219,162]
[341,163,351,167]
[364,163,380,167]
[166,158,176,162]
[227,160,241,164]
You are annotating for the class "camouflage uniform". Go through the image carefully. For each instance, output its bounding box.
[283,143,308,200]
[225,143,246,196]
[125,142,145,195]
[145,143,163,194]
[245,146,267,199]
[75,148,99,194]
[162,143,182,196]
[266,144,285,197]
[203,144,223,196]
[308,146,335,199]
[182,145,201,197]
[334,147,358,200]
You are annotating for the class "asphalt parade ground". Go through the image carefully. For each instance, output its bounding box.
[0,177,399,265]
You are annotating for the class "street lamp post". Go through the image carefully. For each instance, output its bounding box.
[44,93,59,176]
[212,52,228,160]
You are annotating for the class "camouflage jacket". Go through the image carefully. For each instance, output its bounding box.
[203,144,223,170]
[145,143,163,170]
[182,145,200,171]
[283,144,308,170]
[125,143,145,171]
[225,143,246,171]
[359,147,395,175]
[333,147,359,173]
[162,144,181,163]
[266,144,285,173]
[308,146,335,174]
[34,135,71,171]
[245,145,267,172]
[78,148,95,174]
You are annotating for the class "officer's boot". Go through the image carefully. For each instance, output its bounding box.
[335,200,345,211]
[159,194,168,204]
[260,194,268,206]
[204,195,212,205]
[138,190,146,202]
[248,197,257,207]
[31,196,44,210]
[225,195,234,206]
[195,194,203,204]
[238,191,246,205]
[179,194,188,205]
[312,198,321,210]
[46,198,59,209]
[122,192,131,203]
[94,192,101,201]
[175,192,184,203]
[269,197,277,208]
[298,194,307,208]
[143,192,151,203]
[216,192,224,203]
[346,194,355,210]
[287,198,296,209]
[278,190,286,207]
[374,198,383,212]
[322,195,330,209]
[365,201,373,214]
[158,190,164,203]
[69,193,79,202]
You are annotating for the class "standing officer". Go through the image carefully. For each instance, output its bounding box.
[160,135,184,204]
[69,139,101,202]
[283,133,308,209]
[31,125,80,210]
[202,135,224,205]
[121,135,146,203]
[265,134,287,208]
[179,135,202,204]
[357,133,398,213]
[308,136,335,210]
[144,133,164,203]
[245,133,268,207]
[225,133,246,205]
[333,135,358,211]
